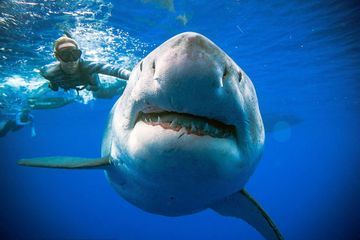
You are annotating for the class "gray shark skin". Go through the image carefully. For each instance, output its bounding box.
[104,32,265,214]
[19,32,283,240]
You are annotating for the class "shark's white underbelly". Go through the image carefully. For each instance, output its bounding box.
[104,121,253,216]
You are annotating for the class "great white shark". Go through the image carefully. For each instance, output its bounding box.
[19,32,284,240]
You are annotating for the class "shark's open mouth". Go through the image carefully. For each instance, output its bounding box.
[136,111,236,138]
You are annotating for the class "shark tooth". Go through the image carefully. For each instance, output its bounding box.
[170,118,178,128]
[204,123,210,133]
[191,122,196,132]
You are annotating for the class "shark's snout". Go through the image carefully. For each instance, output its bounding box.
[130,32,245,133]
[179,33,242,90]
[175,32,214,55]
[148,32,232,93]
[172,32,224,67]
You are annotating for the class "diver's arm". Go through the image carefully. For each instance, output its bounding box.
[39,65,49,79]
[92,78,126,99]
[39,64,60,91]
[28,82,52,96]
[86,74,101,91]
[48,82,59,91]
[0,120,15,137]
[84,61,131,80]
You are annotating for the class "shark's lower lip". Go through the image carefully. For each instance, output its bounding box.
[135,111,236,138]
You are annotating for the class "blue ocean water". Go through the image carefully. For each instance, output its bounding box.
[0,0,360,239]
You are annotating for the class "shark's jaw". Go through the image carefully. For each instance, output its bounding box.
[120,106,243,215]
[127,105,241,166]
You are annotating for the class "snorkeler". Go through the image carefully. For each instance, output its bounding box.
[0,93,81,138]
[40,35,131,93]
[0,110,35,137]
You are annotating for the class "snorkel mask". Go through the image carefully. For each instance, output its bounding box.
[55,48,82,62]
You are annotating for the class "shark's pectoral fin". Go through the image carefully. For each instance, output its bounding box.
[211,189,284,240]
[18,156,110,169]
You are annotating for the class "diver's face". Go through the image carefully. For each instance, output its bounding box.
[60,58,79,74]
[56,44,81,74]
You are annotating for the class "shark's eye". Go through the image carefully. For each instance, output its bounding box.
[152,61,156,71]
[139,61,143,71]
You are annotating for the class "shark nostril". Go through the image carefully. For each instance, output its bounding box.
[219,66,228,87]
[222,67,228,80]
[238,71,243,83]
[140,61,143,71]
[152,61,156,71]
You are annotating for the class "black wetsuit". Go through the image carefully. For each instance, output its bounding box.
[0,112,33,137]
[0,120,22,137]
[40,59,130,91]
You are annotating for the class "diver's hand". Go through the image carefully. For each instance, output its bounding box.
[122,69,131,80]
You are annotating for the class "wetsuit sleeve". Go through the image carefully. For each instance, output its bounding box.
[84,61,131,80]
[86,74,101,91]
[39,64,60,91]
[39,65,50,79]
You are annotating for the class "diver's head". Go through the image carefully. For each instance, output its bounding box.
[15,109,33,126]
[54,35,81,74]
